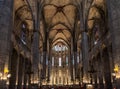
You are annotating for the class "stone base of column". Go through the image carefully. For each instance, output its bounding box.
[83,83,86,89]
[23,85,27,89]
[116,79,120,89]
[9,85,16,89]
[94,84,98,89]
[0,80,7,89]
[98,83,104,89]
[17,85,22,89]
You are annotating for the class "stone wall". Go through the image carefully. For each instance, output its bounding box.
[0,0,13,70]
[106,0,120,88]
[107,0,120,65]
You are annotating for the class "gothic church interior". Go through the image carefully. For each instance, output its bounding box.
[0,0,120,89]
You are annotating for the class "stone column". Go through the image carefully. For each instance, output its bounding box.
[81,32,89,83]
[70,46,73,81]
[32,1,41,84]
[0,0,14,80]
[32,30,40,81]
[47,60,50,82]
[73,33,78,80]
[17,55,24,89]
[93,60,98,89]
[23,59,27,89]
[42,32,47,80]
[71,37,75,82]
[28,70,32,89]
[47,46,51,82]
[94,73,97,89]
[25,60,32,89]
[106,0,120,87]
[77,51,80,82]
[9,49,18,89]
[102,48,112,89]
[45,40,49,84]
[106,0,120,65]
[39,53,42,87]
[97,53,104,89]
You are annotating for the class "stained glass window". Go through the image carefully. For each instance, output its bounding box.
[66,56,68,66]
[52,57,54,66]
[52,45,68,51]
[59,57,62,66]
[21,24,26,45]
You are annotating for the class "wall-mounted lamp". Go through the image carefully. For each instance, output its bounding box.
[0,72,3,80]
[114,65,119,73]
[113,64,120,79]
[7,73,11,78]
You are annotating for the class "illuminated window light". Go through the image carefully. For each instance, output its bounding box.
[52,57,54,66]
[59,57,62,66]
[0,72,2,77]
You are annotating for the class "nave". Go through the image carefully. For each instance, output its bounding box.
[0,0,120,89]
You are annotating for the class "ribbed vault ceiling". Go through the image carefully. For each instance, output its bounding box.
[14,0,105,51]
[43,0,76,47]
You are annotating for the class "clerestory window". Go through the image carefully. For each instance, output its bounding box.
[59,57,62,66]
[21,23,27,45]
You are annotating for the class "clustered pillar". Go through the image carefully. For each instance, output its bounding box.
[73,32,78,80]
[70,40,74,81]
[0,0,14,84]
[42,32,47,80]
[9,49,18,89]
[9,49,31,89]
[32,30,40,83]
[106,0,120,88]
[102,48,112,89]
[97,53,104,89]
[81,31,89,83]
[17,55,24,89]
[32,1,41,85]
